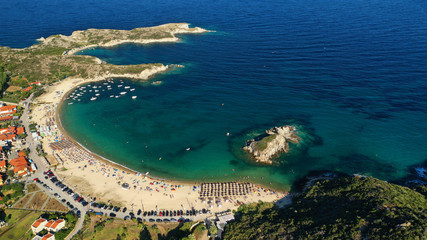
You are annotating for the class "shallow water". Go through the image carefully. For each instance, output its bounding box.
[2,0,427,190]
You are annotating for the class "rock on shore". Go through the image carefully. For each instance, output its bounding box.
[243,125,300,164]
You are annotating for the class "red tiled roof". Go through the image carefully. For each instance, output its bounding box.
[51,219,64,229]
[0,160,5,168]
[0,134,15,140]
[41,233,54,240]
[0,116,13,121]
[32,218,46,228]
[45,220,55,228]
[0,105,16,112]
[18,151,27,157]
[13,165,28,174]
[18,171,28,177]
[10,156,27,167]
[17,127,24,135]
[21,86,33,92]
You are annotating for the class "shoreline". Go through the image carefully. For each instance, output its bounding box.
[32,68,287,212]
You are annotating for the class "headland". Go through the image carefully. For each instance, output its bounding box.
[15,23,288,213]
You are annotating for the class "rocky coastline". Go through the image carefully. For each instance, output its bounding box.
[243,125,300,164]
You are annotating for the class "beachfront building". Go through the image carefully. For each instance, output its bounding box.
[215,211,235,239]
[31,218,47,234]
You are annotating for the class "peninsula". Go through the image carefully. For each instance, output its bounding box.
[0,23,207,86]
[0,23,286,226]
[243,125,301,164]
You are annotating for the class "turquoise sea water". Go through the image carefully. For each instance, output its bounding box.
[2,0,427,190]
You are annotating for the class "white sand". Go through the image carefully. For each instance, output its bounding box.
[31,73,288,213]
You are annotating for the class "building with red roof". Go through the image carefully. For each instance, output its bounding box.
[0,116,13,122]
[10,156,30,177]
[49,219,65,232]
[31,218,47,234]
[0,105,16,115]
[41,233,55,240]
[21,86,33,92]
[17,127,24,135]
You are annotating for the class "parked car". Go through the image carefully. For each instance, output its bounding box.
[109,212,116,217]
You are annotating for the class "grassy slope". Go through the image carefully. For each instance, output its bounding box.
[0,210,39,240]
[224,176,427,240]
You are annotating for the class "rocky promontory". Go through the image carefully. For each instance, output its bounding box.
[243,125,300,164]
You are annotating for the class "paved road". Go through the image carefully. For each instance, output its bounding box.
[20,96,211,239]
[21,96,88,239]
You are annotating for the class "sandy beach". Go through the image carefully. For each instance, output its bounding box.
[30,71,289,214]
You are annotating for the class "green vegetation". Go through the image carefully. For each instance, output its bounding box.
[40,212,78,240]
[253,134,277,152]
[0,63,10,96]
[224,176,427,240]
[0,183,25,205]
[0,210,39,240]
[78,215,203,240]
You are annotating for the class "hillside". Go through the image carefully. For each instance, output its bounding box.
[223,176,427,240]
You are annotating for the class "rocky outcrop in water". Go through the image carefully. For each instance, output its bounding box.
[243,125,300,164]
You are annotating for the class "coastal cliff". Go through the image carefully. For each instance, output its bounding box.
[243,125,300,164]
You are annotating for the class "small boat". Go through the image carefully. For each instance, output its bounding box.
[89,90,92,92]
[130,88,135,91]
[68,102,73,105]
[120,92,127,95]
[93,86,97,89]
[124,86,130,89]
[118,85,123,87]
[186,148,191,151]
[78,99,81,101]
[115,96,119,98]
[90,97,97,101]
[95,90,99,92]
[226,132,230,136]
[132,96,137,99]
[110,95,114,98]
[95,93,100,96]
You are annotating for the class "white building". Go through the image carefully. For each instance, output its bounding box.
[48,219,65,232]
[31,218,47,234]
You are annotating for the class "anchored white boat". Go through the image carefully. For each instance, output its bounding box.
[90,97,97,101]
[132,96,137,99]
[120,92,127,95]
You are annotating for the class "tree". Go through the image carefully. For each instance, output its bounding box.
[6,170,14,178]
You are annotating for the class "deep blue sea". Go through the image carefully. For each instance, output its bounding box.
[2,0,427,190]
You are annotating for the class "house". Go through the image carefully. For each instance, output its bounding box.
[0,116,13,122]
[18,151,27,157]
[31,218,47,234]
[17,127,24,135]
[45,220,55,230]
[21,86,33,92]
[41,233,55,240]
[49,219,65,232]
[0,160,6,171]
[10,156,30,177]
[0,105,16,116]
